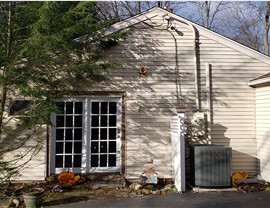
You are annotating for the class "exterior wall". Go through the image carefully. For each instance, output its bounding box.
[199,35,269,176]
[105,22,186,178]
[255,85,270,181]
[4,144,46,181]
[1,122,46,181]
[99,15,270,178]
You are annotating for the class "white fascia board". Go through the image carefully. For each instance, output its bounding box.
[248,77,270,87]
[103,9,161,36]
[73,8,161,43]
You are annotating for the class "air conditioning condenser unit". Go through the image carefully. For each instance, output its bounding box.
[191,145,232,187]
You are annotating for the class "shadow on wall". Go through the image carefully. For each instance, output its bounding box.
[0,122,46,180]
[185,121,259,182]
[68,18,253,178]
[256,129,270,180]
[97,21,230,178]
[212,123,258,176]
[103,22,200,178]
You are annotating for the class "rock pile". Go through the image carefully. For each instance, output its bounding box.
[128,181,178,196]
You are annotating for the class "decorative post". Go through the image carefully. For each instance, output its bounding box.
[170,107,186,192]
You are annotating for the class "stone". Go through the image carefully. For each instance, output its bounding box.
[151,190,161,195]
[12,198,20,207]
[134,184,142,191]
[141,189,150,195]
[94,189,105,195]
[167,187,178,194]
[163,184,174,190]
[129,183,142,192]
[160,189,167,195]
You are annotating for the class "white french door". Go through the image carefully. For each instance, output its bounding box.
[50,97,122,174]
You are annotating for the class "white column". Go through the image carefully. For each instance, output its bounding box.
[171,113,186,192]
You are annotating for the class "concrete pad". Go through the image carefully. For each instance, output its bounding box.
[192,187,238,193]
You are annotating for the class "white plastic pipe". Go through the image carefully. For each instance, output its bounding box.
[188,23,199,111]
[164,15,199,110]
[206,63,212,142]
[175,19,199,110]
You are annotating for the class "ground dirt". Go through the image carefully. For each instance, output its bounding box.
[1,176,268,208]
[0,176,177,208]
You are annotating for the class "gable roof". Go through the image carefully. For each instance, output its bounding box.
[105,7,270,65]
[248,72,270,87]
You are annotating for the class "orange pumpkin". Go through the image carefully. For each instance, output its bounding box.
[68,179,76,185]
[58,171,75,185]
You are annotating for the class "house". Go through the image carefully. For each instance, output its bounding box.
[5,7,270,184]
[249,72,270,182]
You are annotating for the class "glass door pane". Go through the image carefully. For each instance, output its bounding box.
[54,100,83,172]
[89,99,121,172]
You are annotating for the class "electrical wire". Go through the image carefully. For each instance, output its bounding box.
[134,17,183,107]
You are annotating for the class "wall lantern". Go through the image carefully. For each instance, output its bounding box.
[139,67,147,75]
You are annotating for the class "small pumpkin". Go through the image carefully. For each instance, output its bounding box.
[58,171,75,185]
[68,179,76,185]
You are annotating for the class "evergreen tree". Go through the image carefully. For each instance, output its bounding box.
[0,1,119,181]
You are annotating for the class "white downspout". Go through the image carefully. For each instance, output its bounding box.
[165,15,199,110]
[177,21,199,110]
[206,63,212,143]
[188,23,199,111]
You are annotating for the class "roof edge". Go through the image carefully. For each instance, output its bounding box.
[248,77,270,87]
[160,8,270,65]
[104,7,270,65]
[103,7,161,37]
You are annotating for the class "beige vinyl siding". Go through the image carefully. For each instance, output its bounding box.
[103,24,195,178]
[1,125,46,181]
[255,85,270,181]
[198,33,267,175]
[97,16,270,179]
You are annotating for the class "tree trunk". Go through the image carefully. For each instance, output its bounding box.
[264,1,270,55]
[121,1,135,16]
[112,1,119,20]
[204,1,210,29]
[0,2,12,141]
[137,1,141,13]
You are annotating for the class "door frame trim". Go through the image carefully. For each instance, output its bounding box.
[48,92,126,177]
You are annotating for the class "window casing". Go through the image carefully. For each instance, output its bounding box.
[50,97,122,174]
